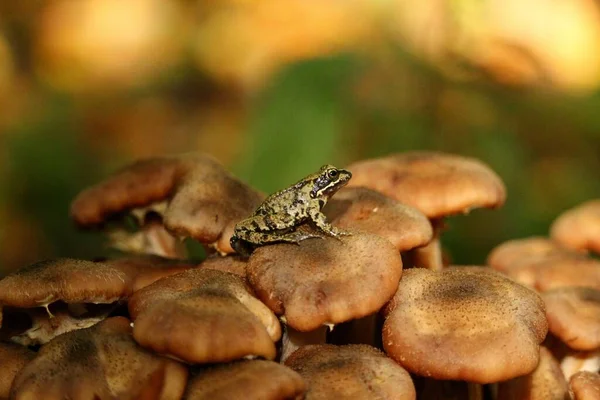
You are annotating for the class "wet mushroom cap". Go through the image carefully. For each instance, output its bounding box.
[497,346,568,400]
[382,267,547,383]
[346,151,506,218]
[551,199,600,254]
[128,268,280,363]
[197,254,247,278]
[570,371,600,400]
[0,342,35,399]
[323,187,433,252]
[70,153,264,254]
[247,232,403,331]
[543,287,600,350]
[10,316,188,400]
[285,344,415,400]
[185,360,306,400]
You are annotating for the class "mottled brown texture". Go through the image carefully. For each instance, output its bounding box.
[185,360,306,400]
[551,200,600,254]
[0,342,35,399]
[11,317,188,400]
[382,267,548,383]
[346,151,506,218]
[0,256,195,309]
[285,344,415,400]
[70,153,264,254]
[247,233,403,331]
[544,287,600,351]
[570,371,600,400]
[497,346,569,400]
[129,268,279,363]
[488,238,600,291]
[323,187,433,251]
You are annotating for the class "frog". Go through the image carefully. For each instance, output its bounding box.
[230,164,352,255]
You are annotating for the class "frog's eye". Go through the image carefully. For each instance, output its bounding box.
[327,169,339,179]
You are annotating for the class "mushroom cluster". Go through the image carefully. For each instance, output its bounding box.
[1,151,596,399]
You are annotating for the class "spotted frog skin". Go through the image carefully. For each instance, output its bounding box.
[230,165,352,255]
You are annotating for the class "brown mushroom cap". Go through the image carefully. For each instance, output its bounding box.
[0,256,195,309]
[0,342,35,399]
[185,360,306,400]
[487,236,566,272]
[543,287,600,351]
[70,153,264,254]
[488,238,600,291]
[382,267,548,383]
[10,316,188,400]
[497,346,568,400]
[285,344,415,400]
[551,199,600,254]
[570,371,600,400]
[346,151,506,219]
[323,187,433,252]
[128,268,280,363]
[247,232,403,331]
[197,254,247,278]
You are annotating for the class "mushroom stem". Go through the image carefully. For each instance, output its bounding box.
[280,325,327,363]
[327,314,383,348]
[408,218,445,270]
[467,383,483,400]
[108,224,186,259]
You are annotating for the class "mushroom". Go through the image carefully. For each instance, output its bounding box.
[285,344,415,399]
[497,346,569,400]
[561,350,600,381]
[196,254,247,278]
[382,267,548,383]
[323,187,433,253]
[70,153,264,256]
[346,151,506,270]
[570,371,600,400]
[246,232,402,359]
[543,287,600,351]
[184,360,306,400]
[487,237,600,291]
[0,342,35,399]
[551,199,600,255]
[128,268,280,363]
[0,256,195,344]
[10,316,188,400]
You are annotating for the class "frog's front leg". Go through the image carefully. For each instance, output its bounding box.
[308,208,351,238]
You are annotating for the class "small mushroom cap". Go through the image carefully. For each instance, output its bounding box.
[383,267,548,383]
[185,360,306,400]
[70,153,264,254]
[10,316,188,400]
[0,259,130,307]
[497,346,568,400]
[551,199,600,254]
[285,344,415,400]
[487,237,566,272]
[570,371,600,400]
[70,157,185,227]
[0,342,35,398]
[323,187,433,251]
[128,268,280,363]
[346,151,506,218]
[543,287,600,351]
[488,238,600,291]
[0,256,196,309]
[247,233,403,331]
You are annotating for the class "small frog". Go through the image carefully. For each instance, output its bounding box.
[230,165,352,255]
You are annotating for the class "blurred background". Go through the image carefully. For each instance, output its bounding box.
[1,0,599,275]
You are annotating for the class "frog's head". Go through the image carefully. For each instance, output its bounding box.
[310,165,352,199]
